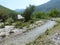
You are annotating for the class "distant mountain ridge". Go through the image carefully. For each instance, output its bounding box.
[0,5,17,13]
[15,0,60,12]
[15,9,24,13]
[35,0,60,12]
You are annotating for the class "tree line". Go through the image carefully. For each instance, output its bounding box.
[0,5,60,23]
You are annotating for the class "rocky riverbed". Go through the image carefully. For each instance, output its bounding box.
[27,21,60,45]
[0,21,57,45]
[0,20,45,42]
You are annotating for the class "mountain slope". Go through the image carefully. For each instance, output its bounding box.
[35,0,60,12]
[0,5,17,14]
[0,5,18,21]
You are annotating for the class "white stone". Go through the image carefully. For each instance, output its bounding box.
[17,14,24,19]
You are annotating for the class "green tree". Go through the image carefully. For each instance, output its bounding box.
[48,8,60,17]
[0,11,8,22]
[34,12,49,19]
[0,5,18,22]
[8,12,18,21]
[23,5,35,22]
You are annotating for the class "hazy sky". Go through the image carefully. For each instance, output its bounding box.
[0,0,50,10]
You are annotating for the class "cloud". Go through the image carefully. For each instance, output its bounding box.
[0,0,50,10]
[29,0,50,5]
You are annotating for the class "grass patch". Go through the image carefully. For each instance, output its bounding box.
[10,43,14,45]
[45,29,50,35]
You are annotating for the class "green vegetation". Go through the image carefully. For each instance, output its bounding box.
[28,20,35,24]
[9,31,14,34]
[0,3,60,45]
[33,8,60,19]
[23,5,35,22]
[45,29,50,35]
[26,20,60,45]
[15,21,23,29]
[35,0,60,12]
[1,34,6,38]
[10,43,14,45]
[48,8,60,17]
[0,5,60,29]
[14,20,35,29]
[0,5,18,23]
[5,18,14,25]
[0,24,5,28]
[33,12,49,19]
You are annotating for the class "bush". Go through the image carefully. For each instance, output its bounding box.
[9,31,14,34]
[27,28,32,30]
[45,29,49,35]
[38,35,42,38]
[29,20,34,24]
[10,43,14,45]
[22,22,30,28]
[0,24,5,28]
[1,34,6,38]
[17,26,23,29]
[15,21,23,29]
[22,23,28,27]
[5,18,14,25]
[26,24,30,28]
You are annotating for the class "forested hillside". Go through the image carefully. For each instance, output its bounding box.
[35,0,60,12]
[0,5,18,21]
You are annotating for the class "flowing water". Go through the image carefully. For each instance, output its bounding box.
[0,20,57,45]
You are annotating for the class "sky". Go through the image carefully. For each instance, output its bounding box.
[0,0,50,10]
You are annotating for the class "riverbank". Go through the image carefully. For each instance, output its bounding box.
[0,21,57,45]
[26,20,60,45]
[0,20,46,43]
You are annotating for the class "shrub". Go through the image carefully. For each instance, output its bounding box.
[15,21,23,29]
[38,35,42,38]
[22,23,28,27]
[26,24,30,28]
[23,22,30,28]
[45,29,49,35]
[29,20,34,24]
[27,28,32,30]
[1,34,6,38]
[17,26,23,29]
[0,24,5,28]
[10,43,14,45]
[9,31,14,34]
[5,18,14,25]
